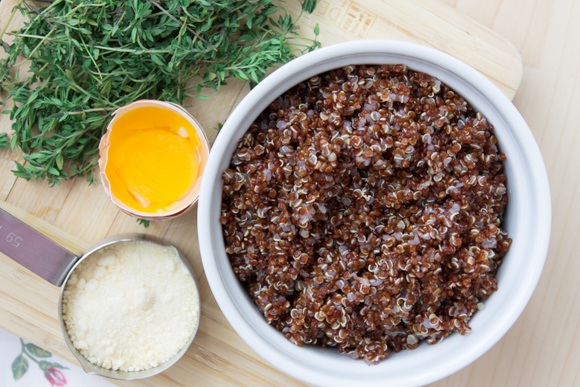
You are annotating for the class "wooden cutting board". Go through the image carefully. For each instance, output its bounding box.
[0,1,523,386]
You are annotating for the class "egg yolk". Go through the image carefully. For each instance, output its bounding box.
[105,106,201,214]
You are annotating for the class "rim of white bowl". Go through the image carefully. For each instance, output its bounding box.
[198,40,551,387]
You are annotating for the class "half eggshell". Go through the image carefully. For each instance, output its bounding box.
[98,100,210,221]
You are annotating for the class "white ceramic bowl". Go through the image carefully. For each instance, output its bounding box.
[197,40,551,387]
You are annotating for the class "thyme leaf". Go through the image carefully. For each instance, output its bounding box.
[0,133,10,148]
[136,218,150,228]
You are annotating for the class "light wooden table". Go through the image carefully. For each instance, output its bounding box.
[0,0,578,386]
[432,0,580,386]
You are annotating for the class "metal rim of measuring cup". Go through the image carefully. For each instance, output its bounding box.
[58,233,201,380]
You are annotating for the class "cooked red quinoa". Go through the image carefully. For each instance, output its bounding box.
[220,64,511,364]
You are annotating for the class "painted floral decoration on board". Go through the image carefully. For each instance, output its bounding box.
[11,339,68,386]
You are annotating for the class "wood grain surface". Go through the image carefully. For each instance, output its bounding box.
[0,0,576,386]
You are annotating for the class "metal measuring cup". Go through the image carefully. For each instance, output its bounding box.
[0,207,200,380]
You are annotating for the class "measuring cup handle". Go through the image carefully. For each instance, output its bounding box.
[0,208,79,287]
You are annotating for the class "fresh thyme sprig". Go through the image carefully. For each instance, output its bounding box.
[0,0,320,186]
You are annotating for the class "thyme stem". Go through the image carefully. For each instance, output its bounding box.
[146,0,217,51]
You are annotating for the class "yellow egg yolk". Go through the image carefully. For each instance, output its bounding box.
[105,106,201,214]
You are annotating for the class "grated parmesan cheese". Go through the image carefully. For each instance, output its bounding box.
[62,241,199,372]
